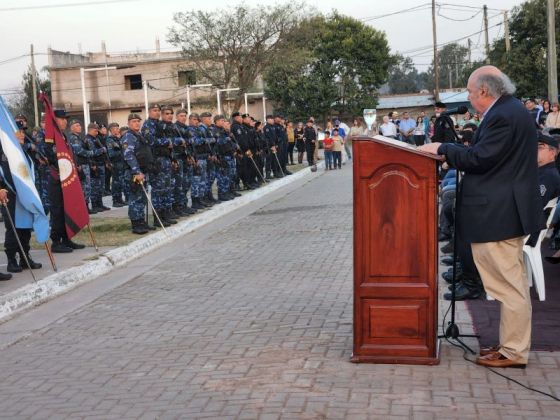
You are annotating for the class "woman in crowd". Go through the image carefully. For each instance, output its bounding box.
[540,99,552,128]
[545,103,560,129]
[413,116,427,146]
[286,121,295,165]
[295,122,305,164]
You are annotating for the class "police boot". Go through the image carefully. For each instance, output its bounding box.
[131,219,149,235]
[229,187,242,197]
[171,205,184,218]
[153,213,171,228]
[18,251,42,270]
[191,198,205,210]
[6,252,22,273]
[265,171,272,181]
[163,209,178,224]
[218,192,233,201]
[207,190,218,203]
[184,204,197,214]
[199,196,213,207]
[140,219,156,231]
[0,272,12,281]
[113,199,126,208]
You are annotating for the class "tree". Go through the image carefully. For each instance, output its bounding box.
[8,66,50,126]
[423,43,470,91]
[487,0,556,98]
[264,12,392,121]
[388,55,420,94]
[167,3,308,112]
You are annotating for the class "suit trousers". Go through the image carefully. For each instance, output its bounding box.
[471,237,531,363]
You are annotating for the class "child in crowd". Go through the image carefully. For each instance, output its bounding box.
[323,130,334,170]
[331,128,343,169]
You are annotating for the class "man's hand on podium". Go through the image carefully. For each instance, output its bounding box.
[418,142,442,156]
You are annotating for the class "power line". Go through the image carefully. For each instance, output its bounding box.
[437,2,508,12]
[437,7,482,22]
[361,3,432,22]
[0,0,139,12]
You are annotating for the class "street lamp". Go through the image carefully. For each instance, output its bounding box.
[80,65,117,127]
[186,84,212,115]
[216,88,240,115]
[243,92,265,121]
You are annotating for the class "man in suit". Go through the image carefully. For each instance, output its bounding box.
[419,66,543,368]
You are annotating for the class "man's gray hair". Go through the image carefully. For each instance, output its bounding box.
[474,71,516,97]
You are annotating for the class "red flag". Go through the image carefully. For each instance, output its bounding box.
[40,93,89,239]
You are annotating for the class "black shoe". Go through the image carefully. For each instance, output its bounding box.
[283,170,293,175]
[92,206,104,213]
[131,219,149,235]
[88,208,98,215]
[184,205,197,215]
[63,240,86,249]
[274,173,284,178]
[440,241,454,254]
[0,272,12,281]
[442,268,463,283]
[163,210,178,224]
[230,190,242,197]
[441,256,454,266]
[101,205,111,211]
[113,201,126,208]
[19,254,42,270]
[218,193,233,201]
[153,214,171,228]
[51,242,73,253]
[444,283,482,301]
[199,197,213,207]
[191,198,205,210]
[7,257,22,273]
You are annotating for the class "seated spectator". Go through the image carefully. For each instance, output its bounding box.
[545,102,560,129]
[398,111,415,144]
[331,128,343,169]
[458,111,475,130]
[323,131,334,170]
[379,115,398,139]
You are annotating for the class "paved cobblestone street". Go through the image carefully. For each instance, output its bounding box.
[0,164,559,419]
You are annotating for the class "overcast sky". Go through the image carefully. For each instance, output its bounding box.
[0,0,525,94]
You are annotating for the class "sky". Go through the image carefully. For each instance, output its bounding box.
[0,0,526,94]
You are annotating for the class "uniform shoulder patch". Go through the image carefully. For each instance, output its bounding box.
[45,138,54,144]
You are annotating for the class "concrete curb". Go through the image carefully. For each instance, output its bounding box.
[0,162,324,322]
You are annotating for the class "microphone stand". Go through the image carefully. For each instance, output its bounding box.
[436,117,479,354]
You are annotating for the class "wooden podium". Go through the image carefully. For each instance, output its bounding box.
[352,135,442,365]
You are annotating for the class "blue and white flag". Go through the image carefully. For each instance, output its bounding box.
[0,96,49,243]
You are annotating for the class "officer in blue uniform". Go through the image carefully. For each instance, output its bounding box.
[106,122,126,207]
[199,112,219,203]
[188,113,213,209]
[69,120,93,213]
[223,120,242,198]
[87,123,109,212]
[142,104,176,227]
[173,109,197,214]
[32,116,51,215]
[122,113,154,234]
[213,115,235,201]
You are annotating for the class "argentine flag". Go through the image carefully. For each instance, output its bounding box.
[0,96,49,243]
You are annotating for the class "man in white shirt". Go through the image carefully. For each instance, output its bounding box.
[379,115,398,139]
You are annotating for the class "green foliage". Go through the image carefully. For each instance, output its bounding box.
[487,0,556,98]
[422,43,471,90]
[264,12,392,120]
[8,66,50,126]
[388,54,421,94]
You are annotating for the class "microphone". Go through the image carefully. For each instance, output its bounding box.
[440,106,469,116]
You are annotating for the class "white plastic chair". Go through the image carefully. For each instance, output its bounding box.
[487,197,558,301]
[522,197,558,301]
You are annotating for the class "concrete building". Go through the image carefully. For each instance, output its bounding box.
[48,43,270,127]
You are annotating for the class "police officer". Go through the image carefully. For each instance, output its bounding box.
[432,102,457,143]
[87,123,110,212]
[106,122,126,207]
[303,119,317,168]
[44,109,86,253]
[160,106,182,219]
[213,115,235,201]
[188,113,214,208]
[199,112,219,203]
[32,116,51,215]
[254,121,267,184]
[223,120,242,198]
[231,112,255,190]
[122,113,154,234]
[99,124,112,196]
[142,104,176,227]
[242,114,259,187]
[174,109,197,214]
[264,115,280,179]
[69,120,93,213]
[274,115,292,176]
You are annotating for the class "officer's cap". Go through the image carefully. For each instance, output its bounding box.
[200,111,212,118]
[189,113,200,120]
[53,109,68,118]
[266,114,274,120]
[241,113,250,119]
[231,111,241,118]
[108,122,119,130]
[15,114,27,121]
[176,108,188,116]
[87,122,99,130]
[434,101,447,108]
[148,103,161,111]
[213,114,225,123]
[119,126,129,133]
[16,120,25,129]
[68,119,81,127]
[128,113,142,121]
[538,132,559,148]
[274,114,283,119]
[255,121,262,128]
[161,105,173,113]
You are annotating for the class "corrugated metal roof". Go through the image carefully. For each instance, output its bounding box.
[377,90,469,109]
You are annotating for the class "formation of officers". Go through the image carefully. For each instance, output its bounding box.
[61,105,293,235]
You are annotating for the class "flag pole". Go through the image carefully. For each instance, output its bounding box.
[44,242,57,272]
[87,224,99,252]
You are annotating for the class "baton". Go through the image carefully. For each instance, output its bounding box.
[272,151,285,177]
[139,181,169,236]
[248,155,267,184]
[2,203,37,282]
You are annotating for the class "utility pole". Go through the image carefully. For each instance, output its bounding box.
[449,68,453,89]
[467,38,472,64]
[432,0,440,101]
[504,11,511,52]
[30,44,39,127]
[548,0,558,102]
[483,5,490,63]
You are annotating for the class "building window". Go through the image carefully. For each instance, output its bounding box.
[125,74,143,90]
[178,70,196,86]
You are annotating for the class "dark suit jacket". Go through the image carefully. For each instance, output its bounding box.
[438,95,544,243]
